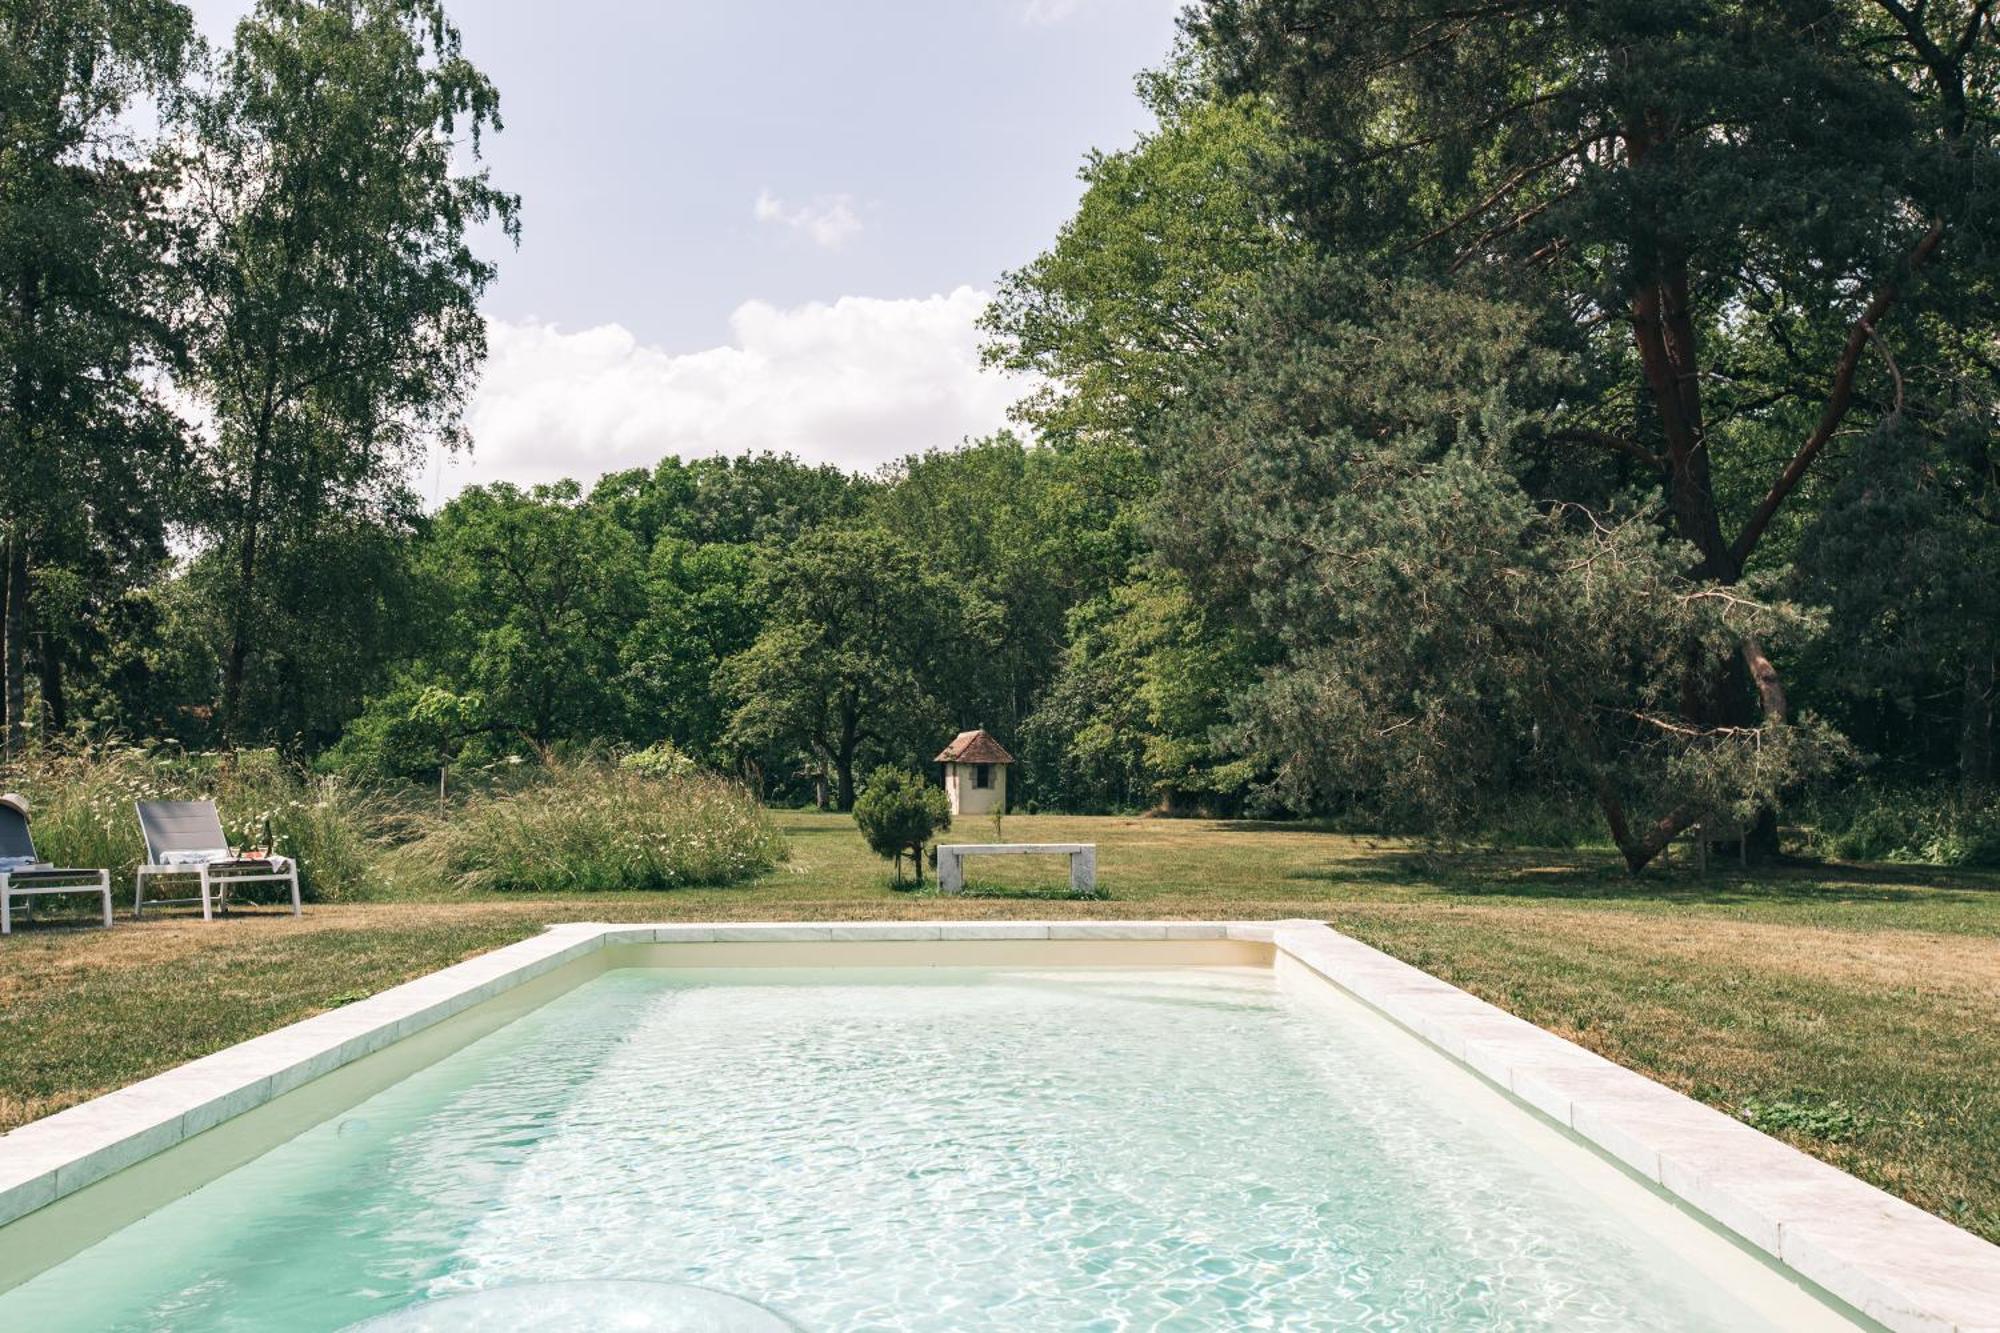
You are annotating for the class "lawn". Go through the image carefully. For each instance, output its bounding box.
[2,810,1996,1244]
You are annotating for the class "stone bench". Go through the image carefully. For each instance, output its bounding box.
[936,843,1096,895]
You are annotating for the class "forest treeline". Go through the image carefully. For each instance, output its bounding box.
[3,2,1996,867]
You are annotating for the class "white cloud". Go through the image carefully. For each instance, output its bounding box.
[1022,0,1085,22]
[1022,0,1186,25]
[752,188,864,250]
[450,288,1024,492]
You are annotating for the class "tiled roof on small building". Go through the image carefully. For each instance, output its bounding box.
[934,729,1014,764]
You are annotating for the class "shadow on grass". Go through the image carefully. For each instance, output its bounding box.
[901,882,1111,903]
[1287,847,2000,906]
[1212,819,1377,837]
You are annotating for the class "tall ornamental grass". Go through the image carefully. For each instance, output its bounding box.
[2,744,393,902]
[406,758,786,893]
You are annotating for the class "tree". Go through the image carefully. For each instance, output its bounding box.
[620,537,758,763]
[1195,1,1996,589]
[724,526,973,810]
[1179,0,2000,865]
[322,679,485,790]
[1150,255,1851,867]
[868,434,1150,763]
[1797,387,2000,796]
[0,0,193,753]
[1022,569,1259,813]
[981,69,1290,444]
[178,0,517,741]
[415,482,643,749]
[584,452,867,767]
[852,768,951,885]
[178,505,426,750]
[1213,422,1843,848]
[589,452,865,550]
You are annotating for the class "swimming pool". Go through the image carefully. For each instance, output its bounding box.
[0,923,1992,1331]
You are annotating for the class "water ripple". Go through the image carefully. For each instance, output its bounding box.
[1,967,1809,1331]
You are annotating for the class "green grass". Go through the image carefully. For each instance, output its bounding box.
[2,811,1996,1244]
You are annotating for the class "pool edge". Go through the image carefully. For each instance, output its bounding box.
[1,917,1995,1332]
[1271,923,2000,1333]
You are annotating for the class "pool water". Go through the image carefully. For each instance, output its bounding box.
[0,967,1848,1331]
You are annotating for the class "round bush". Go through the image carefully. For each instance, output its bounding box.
[853,769,951,885]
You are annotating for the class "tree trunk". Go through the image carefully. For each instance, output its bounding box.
[222,535,259,740]
[36,621,65,736]
[4,269,33,761]
[1593,774,1701,875]
[221,427,271,745]
[4,539,27,758]
[1649,245,1739,582]
[834,705,862,811]
[0,537,10,753]
[1613,128,1787,871]
[1963,648,1995,798]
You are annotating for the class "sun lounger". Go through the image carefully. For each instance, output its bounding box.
[133,799,301,921]
[0,793,113,935]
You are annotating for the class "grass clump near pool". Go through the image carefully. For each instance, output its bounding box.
[3,745,787,901]
[9,744,387,903]
[406,759,787,893]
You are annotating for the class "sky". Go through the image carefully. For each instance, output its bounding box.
[182,0,1187,495]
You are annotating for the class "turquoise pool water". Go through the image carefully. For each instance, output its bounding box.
[0,966,1843,1331]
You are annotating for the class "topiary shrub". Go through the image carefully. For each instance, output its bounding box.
[853,768,951,886]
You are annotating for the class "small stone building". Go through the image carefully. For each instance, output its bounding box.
[935,729,1014,817]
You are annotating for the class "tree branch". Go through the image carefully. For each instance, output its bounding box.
[1730,219,1945,567]
[1450,185,1578,270]
[1551,426,1665,469]
[1955,0,1997,57]
[1873,0,1950,71]
[1741,635,1788,725]
[1866,319,1905,416]
[1354,86,1576,165]
[1410,131,1608,251]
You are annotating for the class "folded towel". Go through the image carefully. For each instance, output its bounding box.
[159,848,233,867]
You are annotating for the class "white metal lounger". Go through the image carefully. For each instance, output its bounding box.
[0,793,113,936]
[133,800,301,922]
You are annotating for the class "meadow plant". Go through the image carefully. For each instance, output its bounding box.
[1801,782,2000,868]
[1,743,396,902]
[406,758,785,893]
[618,741,700,781]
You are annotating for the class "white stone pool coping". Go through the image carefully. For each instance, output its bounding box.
[1,919,1996,1331]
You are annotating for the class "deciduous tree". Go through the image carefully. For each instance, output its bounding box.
[0,0,192,752]
[725,527,974,810]
[416,482,643,749]
[981,68,1290,444]
[179,0,516,740]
